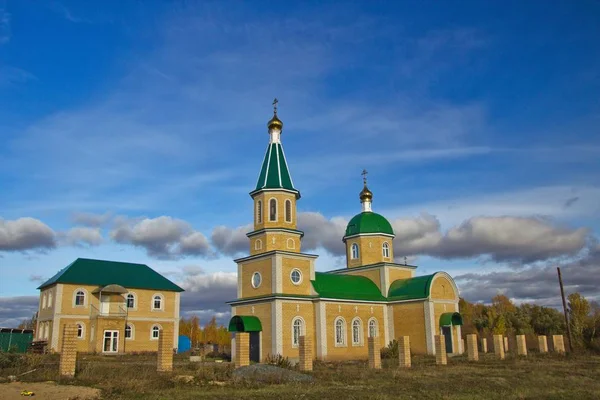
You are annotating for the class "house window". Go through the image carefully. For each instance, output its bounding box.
[42,293,47,309]
[290,269,302,285]
[269,198,277,221]
[77,323,84,339]
[285,199,292,222]
[351,243,359,259]
[125,323,134,339]
[152,294,163,310]
[252,272,262,288]
[382,242,390,258]
[126,293,135,309]
[335,317,346,346]
[368,318,378,338]
[74,290,86,306]
[292,317,304,348]
[257,200,262,223]
[151,325,161,340]
[255,239,263,251]
[352,318,362,345]
[48,292,53,308]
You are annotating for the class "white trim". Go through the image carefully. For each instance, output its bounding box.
[279,145,295,188]
[343,232,395,241]
[102,330,119,353]
[428,272,460,301]
[351,317,363,346]
[368,317,379,339]
[291,316,306,348]
[290,268,302,285]
[424,300,435,355]
[286,237,295,250]
[351,243,359,259]
[382,242,390,259]
[315,301,327,359]
[285,199,292,223]
[42,292,47,309]
[73,288,88,308]
[126,292,137,311]
[125,322,135,340]
[237,263,243,298]
[268,197,278,222]
[151,293,165,311]
[386,305,394,343]
[275,144,282,187]
[48,291,54,308]
[150,323,162,340]
[261,144,273,188]
[361,199,372,212]
[76,321,85,339]
[275,254,283,293]
[275,300,283,355]
[256,200,263,224]
[174,292,181,348]
[334,316,347,347]
[51,318,60,351]
[251,272,262,289]
[271,302,277,356]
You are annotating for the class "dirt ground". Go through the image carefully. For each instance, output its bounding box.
[1,381,100,400]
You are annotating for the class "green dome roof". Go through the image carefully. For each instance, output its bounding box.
[344,211,394,237]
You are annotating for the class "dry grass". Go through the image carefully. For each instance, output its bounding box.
[2,352,600,399]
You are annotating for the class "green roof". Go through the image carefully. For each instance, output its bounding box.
[344,212,394,237]
[311,272,386,301]
[387,274,435,301]
[38,258,184,292]
[228,316,262,332]
[439,312,463,326]
[254,143,299,197]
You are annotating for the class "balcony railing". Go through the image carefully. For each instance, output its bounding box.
[90,303,127,318]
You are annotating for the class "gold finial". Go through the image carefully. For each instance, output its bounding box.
[359,169,373,202]
[268,98,283,131]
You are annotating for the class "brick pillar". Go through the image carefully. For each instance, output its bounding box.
[398,336,411,368]
[235,332,250,368]
[552,335,565,354]
[157,327,174,372]
[466,334,478,361]
[59,324,78,377]
[516,335,527,356]
[503,337,509,352]
[298,336,313,372]
[481,338,488,353]
[368,336,381,369]
[435,335,447,365]
[538,335,548,353]
[493,335,505,360]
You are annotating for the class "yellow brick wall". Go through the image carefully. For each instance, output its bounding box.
[249,231,301,255]
[392,302,427,354]
[281,258,312,295]
[122,320,175,353]
[235,303,272,361]
[281,301,316,359]
[341,268,382,291]
[240,258,272,298]
[324,302,386,361]
[38,286,56,320]
[252,192,297,230]
[346,236,394,268]
[387,267,415,282]
[430,276,457,300]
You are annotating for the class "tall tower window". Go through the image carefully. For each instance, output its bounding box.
[285,199,292,222]
[257,200,262,223]
[352,318,362,345]
[351,243,359,259]
[335,317,346,346]
[292,317,304,348]
[368,318,378,338]
[382,242,390,258]
[269,198,277,221]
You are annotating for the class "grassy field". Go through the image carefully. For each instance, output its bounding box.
[2,352,600,399]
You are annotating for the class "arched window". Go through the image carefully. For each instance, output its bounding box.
[125,323,134,339]
[368,318,378,338]
[352,318,362,345]
[74,290,86,306]
[48,291,53,308]
[269,198,277,221]
[292,317,304,348]
[351,243,359,259]
[255,239,263,251]
[151,324,161,340]
[286,238,295,249]
[285,199,292,223]
[152,294,163,310]
[126,293,135,309]
[76,323,84,339]
[257,200,262,223]
[42,293,47,309]
[334,317,346,346]
[382,242,390,258]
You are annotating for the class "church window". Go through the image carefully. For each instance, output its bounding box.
[74,289,86,306]
[368,318,378,338]
[290,268,302,285]
[382,242,390,258]
[285,199,292,222]
[286,238,295,249]
[292,317,304,348]
[252,272,262,288]
[76,323,84,339]
[352,318,362,346]
[351,243,359,259]
[126,293,136,309]
[334,317,346,346]
[255,239,263,250]
[42,293,47,309]
[269,198,277,221]
[257,200,262,223]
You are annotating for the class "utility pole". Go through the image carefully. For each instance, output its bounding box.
[557,267,574,352]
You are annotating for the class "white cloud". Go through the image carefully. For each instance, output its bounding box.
[61,227,104,247]
[0,217,56,252]
[71,211,113,227]
[211,224,252,256]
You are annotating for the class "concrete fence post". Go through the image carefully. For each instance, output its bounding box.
[235,332,250,368]
[466,334,478,361]
[516,335,527,356]
[504,337,509,352]
[552,335,565,354]
[59,324,78,377]
[157,327,174,372]
[435,335,447,365]
[398,336,411,368]
[493,335,505,360]
[298,336,313,372]
[538,335,548,353]
[368,336,381,369]
[481,338,488,353]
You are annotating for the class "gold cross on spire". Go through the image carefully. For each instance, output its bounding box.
[361,169,368,186]
[273,98,278,115]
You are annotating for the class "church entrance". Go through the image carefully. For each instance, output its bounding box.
[249,332,260,362]
[441,326,453,353]
[227,315,262,362]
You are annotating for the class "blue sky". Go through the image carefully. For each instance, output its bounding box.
[1,0,599,327]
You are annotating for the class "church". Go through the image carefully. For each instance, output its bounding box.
[228,102,463,362]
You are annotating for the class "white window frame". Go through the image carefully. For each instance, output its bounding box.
[268,198,278,222]
[286,238,296,250]
[255,239,263,251]
[382,242,390,258]
[152,293,164,311]
[257,200,263,224]
[251,272,262,289]
[76,322,85,339]
[285,199,292,223]
[125,323,135,340]
[151,324,162,340]
[352,317,363,346]
[48,291,53,308]
[291,316,305,348]
[126,292,137,310]
[368,317,378,338]
[334,317,346,347]
[42,293,47,309]
[73,288,87,307]
[103,330,119,353]
[351,243,359,259]
[290,268,302,285]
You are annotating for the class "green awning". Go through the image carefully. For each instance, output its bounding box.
[228,316,262,332]
[439,312,463,326]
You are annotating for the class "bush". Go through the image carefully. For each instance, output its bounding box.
[0,352,21,369]
[264,353,293,369]
[205,351,231,361]
[380,340,398,359]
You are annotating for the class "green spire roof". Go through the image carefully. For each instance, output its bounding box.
[38,258,184,292]
[311,272,386,301]
[344,211,394,238]
[254,143,299,197]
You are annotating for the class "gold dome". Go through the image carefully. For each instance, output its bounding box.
[360,185,373,202]
[268,113,283,131]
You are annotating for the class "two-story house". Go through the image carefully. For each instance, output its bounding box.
[36,258,184,354]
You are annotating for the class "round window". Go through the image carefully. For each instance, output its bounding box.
[290,269,302,285]
[252,272,262,288]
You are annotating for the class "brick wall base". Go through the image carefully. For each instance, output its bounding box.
[398,336,411,368]
[235,332,250,368]
[299,336,313,372]
[157,328,174,372]
[368,336,381,369]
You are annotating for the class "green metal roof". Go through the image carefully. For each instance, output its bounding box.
[387,274,435,301]
[254,143,299,197]
[228,316,262,332]
[344,212,394,237]
[37,258,184,292]
[439,312,463,326]
[311,272,386,301]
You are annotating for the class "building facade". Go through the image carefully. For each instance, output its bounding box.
[228,105,463,362]
[36,258,183,354]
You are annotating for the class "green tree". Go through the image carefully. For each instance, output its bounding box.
[568,292,591,348]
